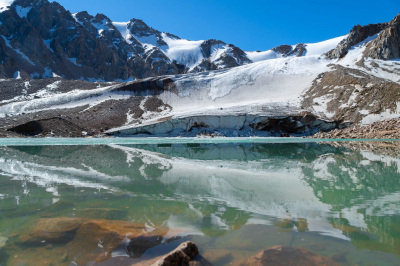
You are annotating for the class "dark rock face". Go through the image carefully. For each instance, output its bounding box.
[271,43,306,57]
[272,45,292,55]
[325,13,400,60]
[288,43,307,57]
[363,13,400,60]
[326,23,387,59]
[0,0,133,81]
[8,117,84,137]
[249,113,339,136]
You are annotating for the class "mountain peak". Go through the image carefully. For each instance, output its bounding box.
[13,0,47,8]
[127,18,158,37]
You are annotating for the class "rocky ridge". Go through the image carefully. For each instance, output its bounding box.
[1,0,344,81]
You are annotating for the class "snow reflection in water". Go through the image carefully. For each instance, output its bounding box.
[0,141,399,265]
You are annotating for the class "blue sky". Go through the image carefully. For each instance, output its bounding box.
[53,0,400,51]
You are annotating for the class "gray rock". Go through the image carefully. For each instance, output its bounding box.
[363,12,400,60]
[0,236,8,249]
[325,22,388,59]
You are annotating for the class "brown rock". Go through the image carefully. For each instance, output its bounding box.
[149,241,212,266]
[20,218,87,244]
[65,219,167,265]
[236,246,338,266]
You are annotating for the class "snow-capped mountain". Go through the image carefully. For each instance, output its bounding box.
[0,1,399,138]
[0,0,345,81]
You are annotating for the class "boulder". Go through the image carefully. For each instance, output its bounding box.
[152,241,198,266]
[236,246,337,266]
[149,241,212,266]
[18,217,172,265]
[20,218,87,244]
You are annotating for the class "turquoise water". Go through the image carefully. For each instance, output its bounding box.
[0,139,399,265]
[0,137,399,146]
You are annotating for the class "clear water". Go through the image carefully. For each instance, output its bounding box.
[0,139,399,265]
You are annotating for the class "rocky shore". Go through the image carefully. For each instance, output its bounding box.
[1,216,340,266]
[310,118,400,139]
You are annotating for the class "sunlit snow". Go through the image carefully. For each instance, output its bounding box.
[0,0,13,12]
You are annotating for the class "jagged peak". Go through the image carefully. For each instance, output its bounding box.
[13,0,48,8]
[163,32,180,40]
[391,12,400,24]
[127,18,159,37]
[272,45,292,54]
[94,13,112,23]
[73,11,92,21]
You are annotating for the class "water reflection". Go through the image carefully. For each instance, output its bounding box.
[0,142,399,265]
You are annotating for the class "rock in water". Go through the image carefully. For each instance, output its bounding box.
[20,218,87,244]
[151,241,198,266]
[66,219,168,265]
[0,236,8,249]
[150,241,212,266]
[237,246,337,266]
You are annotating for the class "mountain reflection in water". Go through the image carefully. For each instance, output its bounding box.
[0,141,399,265]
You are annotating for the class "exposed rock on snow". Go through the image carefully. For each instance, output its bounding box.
[302,65,400,124]
[247,35,347,62]
[310,118,400,139]
[363,13,400,60]
[326,23,387,59]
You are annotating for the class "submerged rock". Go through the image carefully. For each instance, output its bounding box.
[66,219,168,264]
[0,236,8,249]
[237,246,338,266]
[18,217,171,265]
[74,207,128,220]
[20,218,87,244]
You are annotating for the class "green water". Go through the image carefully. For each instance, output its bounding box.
[0,140,399,265]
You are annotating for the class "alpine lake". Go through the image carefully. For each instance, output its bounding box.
[0,138,399,266]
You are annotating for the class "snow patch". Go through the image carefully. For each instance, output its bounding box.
[0,0,13,12]
[305,35,347,56]
[1,35,35,65]
[67,57,82,66]
[161,33,204,70]
[246,35,347,63]
[246,50,282,62]
[15,5,32,18]
[13,71,21,79]
[361,102,400,124]
[43,67,61,78]
[43,39,54,53]
[112,22,134,44]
